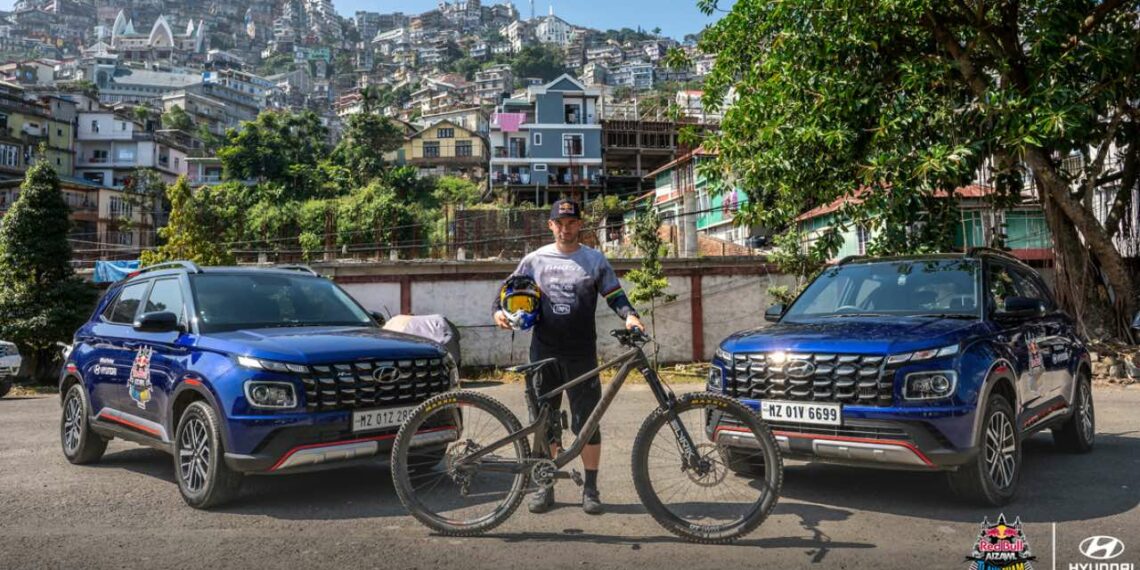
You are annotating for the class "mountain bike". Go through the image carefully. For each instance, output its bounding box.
[390,329,782,544]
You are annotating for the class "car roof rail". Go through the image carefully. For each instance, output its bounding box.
[130,260,203,277]
[275,264,320,276]
[966,247,1023,263]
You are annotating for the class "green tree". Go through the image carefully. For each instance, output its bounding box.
[432,176,482,207]
[140,177,235,266]
[625,211,676,363]
[693,0,1140,340]
[331,112,405,186]
[0,163,96,382]
[161,105,192,131]
[217,111,330,193]
[511,45,569,82]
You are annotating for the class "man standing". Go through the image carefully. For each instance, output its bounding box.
[493,199,643,515]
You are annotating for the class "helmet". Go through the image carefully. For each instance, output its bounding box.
[499,275,542,331]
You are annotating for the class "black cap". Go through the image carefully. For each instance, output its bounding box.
[550,199,582,220]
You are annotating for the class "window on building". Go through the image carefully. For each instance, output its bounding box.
[0,144,18,167]
[120,122,127,131]
[437,127,454,138]
[564,103,581,124]
[423,141,440,158]
[534,132,542,146]
[92,149,108,163]
[91,120,100,133]
[109,196,134,218]
[562,134,584,157]
[857,225,870,255]
[456,140,472,157]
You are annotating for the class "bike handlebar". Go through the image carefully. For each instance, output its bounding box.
[610,328,651,347]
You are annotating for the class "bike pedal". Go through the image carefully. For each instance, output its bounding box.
[570,469,584,487]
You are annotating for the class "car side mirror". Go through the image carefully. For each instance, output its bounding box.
[994,296,1046,320]
[370,311,387,326]
[133,311,181,333]
[764,304,785,323]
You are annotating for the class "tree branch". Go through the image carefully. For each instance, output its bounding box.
[1061,0,1128,54]
[925,13,991,99]
[1105,139,1139,239]
[1081,111,1125,200]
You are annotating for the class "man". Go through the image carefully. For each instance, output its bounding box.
[493,199,643,515]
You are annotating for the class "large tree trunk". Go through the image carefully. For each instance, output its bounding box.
[1024,149,1137,341]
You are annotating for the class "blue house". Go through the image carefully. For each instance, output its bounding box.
[488,74,603,205]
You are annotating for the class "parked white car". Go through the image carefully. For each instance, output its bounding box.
[0,340,21,398]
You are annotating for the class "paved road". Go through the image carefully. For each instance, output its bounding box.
[1,383,1138,570]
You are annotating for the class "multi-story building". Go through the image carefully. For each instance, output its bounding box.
[419,106,489,134]
[534,9,572,47]
[105,11,207,64]
[0,82,75,180]
[409,75,473,116]
[501,19,533,53]
[581,62,609,87]
[612,61,655,91]
[401,118,487,180]
[73,108,189,190]
[161,91,234,135]
[489,74,603,205]
[84,55,203,105]
[475,64,512,103]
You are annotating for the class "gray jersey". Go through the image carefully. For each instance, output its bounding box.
[495,244,636,356]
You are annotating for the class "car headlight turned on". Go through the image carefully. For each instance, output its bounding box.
[903,371,957,400]
[243,381,298,409]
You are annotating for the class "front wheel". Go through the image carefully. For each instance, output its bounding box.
[631,392,782,544]
[391,390,531,536]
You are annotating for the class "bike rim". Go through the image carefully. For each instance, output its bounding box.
[400,403,527,529]
[1079,382,1094,442]
[984,411,1016,489]
[179,417,210,494]
[642,405,774,536]
[62,393,82,454]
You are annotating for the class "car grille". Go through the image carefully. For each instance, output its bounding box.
[727,352,894,406]
[300,358,450,411]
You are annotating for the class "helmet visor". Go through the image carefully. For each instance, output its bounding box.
[504,293,538,314]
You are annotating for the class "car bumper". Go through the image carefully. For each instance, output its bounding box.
[0,355,20,377]
[709,405,977,471]
[223,408,461,474]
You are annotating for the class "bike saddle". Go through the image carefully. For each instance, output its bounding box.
[507,357,559,374]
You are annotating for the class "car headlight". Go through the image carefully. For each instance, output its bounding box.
[903,371,957,400]
[444,353,460,388]
[886,344,959,365]
[243,380,298,409]
[707,366,723,392]
[236,355,310,374]
[715,347,732,362]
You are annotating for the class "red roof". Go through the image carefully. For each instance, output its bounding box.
[796,184,995,222]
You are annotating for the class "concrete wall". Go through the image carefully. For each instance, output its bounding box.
[324,257,787,367]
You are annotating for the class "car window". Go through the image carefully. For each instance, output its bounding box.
[106,282,149,324]
[782,259,980,319]
[986,262,1024,311]
[1010,266,1055,311]
[143,278,186,324]
[189,273,372,333]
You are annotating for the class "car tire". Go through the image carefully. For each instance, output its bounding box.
[947,393,1020,506]
[1053,372,1095,453]
[60,383,109,464]
[0,379,11,399]
[173,401,243,509]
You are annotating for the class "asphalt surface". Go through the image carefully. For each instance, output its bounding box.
[1,382,1138,570]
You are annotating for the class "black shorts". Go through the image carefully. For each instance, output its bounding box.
[529,345,602,445]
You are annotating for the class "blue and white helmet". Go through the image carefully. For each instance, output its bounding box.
[499,275,542,331]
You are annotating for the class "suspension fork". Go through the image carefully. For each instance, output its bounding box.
[638,350,703,470]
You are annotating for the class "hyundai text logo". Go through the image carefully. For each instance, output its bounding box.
[785,360,816,379]
[372,366,400,384]
[1070,535,1132,570]
[1081,537,1125,561]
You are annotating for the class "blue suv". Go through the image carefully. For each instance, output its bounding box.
[58,262,459,508]
[708,250,1093,505]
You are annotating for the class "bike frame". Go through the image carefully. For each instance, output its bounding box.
[454,343,703,474]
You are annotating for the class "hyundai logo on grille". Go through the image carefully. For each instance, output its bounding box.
[785,360,816,379]
[1079,536,1126,560]
[372,366,401,384]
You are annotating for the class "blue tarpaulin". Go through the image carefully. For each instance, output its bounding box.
[93,260,139,283]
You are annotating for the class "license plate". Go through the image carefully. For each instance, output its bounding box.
[759,400,842,426]
[352,406,417,433]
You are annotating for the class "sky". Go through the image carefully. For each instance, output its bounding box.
[0,0,735,42]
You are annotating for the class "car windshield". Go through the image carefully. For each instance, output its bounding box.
[782,259,981,321]
[189,273,373,333]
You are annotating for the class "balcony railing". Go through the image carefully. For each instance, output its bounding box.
[492,147,528,159]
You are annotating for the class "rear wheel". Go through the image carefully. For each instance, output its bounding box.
[1053,372,1094,453]
[948,394,1020,506]
[631,392,782,544]
[391,390,531,536]
[60,383,108,464]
